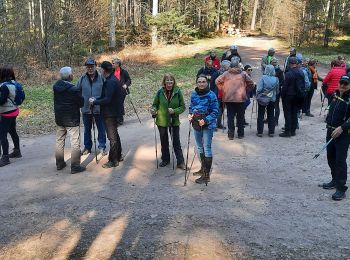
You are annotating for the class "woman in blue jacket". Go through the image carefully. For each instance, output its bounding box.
[188,74,219,184]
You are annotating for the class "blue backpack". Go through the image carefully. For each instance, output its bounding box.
[3,80,25,106]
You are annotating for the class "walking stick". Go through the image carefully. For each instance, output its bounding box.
[127,94,142,124]
[153,117,159,169]
[184,122,192,186]
[169,116,175,171]
[90,106,98,164]
[250,98,255,129]
[185,148,197,186]
[313,138,333,159]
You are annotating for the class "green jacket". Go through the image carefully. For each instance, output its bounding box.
[152,86,185,127]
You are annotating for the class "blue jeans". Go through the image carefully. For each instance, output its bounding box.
[82,114,106,150]
[193,128,214,157]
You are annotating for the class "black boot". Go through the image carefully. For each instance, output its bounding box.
[9,148,22,158]
[279,131,291,137]
[0,155,10,167]
[193,153,204,176]
[195,157,212,185]
[332,186,348,201]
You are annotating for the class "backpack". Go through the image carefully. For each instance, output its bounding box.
[256,77,277,106]
[3,80,25,106]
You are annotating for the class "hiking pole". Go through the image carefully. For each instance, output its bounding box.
[90,106,98,164]
[169,116,175,171]
[250,98,255,129]
[153,117,159,169]
[184,122,192,186]
[313,138,333,159]
[185,148,197,186]
[127,94,142,124]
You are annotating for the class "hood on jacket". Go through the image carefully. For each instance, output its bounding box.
[53,80,75,93]
[264,65,276,76]
[227,67,242,74]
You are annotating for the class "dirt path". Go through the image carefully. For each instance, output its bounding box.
[1,37,349,260]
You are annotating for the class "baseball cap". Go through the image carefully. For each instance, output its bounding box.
[85,58,96,66]
[100,61,113,70]
[339,75,350,85]
[289,57,298,64]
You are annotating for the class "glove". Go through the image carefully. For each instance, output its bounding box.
[89,97,96,105]
[168,108,174,115]
[150,107,157,117]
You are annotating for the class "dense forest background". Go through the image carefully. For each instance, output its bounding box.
[0,0,349,70]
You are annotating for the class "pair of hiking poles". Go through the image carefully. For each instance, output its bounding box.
[153,115,175,170]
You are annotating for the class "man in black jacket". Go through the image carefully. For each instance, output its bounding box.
[280,57,305,137]
[53,67,85,174]
[90,61,123,168]
[322,75,350,201]
[112,58,131,125]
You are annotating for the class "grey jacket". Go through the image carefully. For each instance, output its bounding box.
[256,65,280,103]
[76,71,104,114]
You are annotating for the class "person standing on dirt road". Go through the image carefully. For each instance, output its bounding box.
[271,57,284,126]
[221,45,242,63]
[77,58,107,157]
[112,58,132,125]
[279,57,305,137]
[150,74,186,169]
[283,47,297,73]
[0,66,23,167]
[215,59,254,140]
[53,67,85,174]
[323,59,347,105]
[204,49,221,70]
[89,61,124,169]
[261,48,276,72]
[197,59,220,97]
[188,75,218,184]
[322,75,350,201]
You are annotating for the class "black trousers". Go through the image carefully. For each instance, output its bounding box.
[104,117,122,163]
[158,125,184,165]
[302,87,315,114]
[327,129,350,191]
[0,116,19,156]
[226,102,245,137]
[282,96,298,133]
[257,102,275,134]
[217,99,224,127]
[274,94,281,125]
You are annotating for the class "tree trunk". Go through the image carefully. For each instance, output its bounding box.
[151,0,158,47]
[109,0,116,48]
[39,0,45,39]
[238,0,243,29]
[323,0,334,47]
[215,0,221,32]
[250,0,258,30]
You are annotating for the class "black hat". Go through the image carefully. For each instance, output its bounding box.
[244,64,252,71]
[289,57,298,64]
[339,75,350,85]
[100,61,113,70]
[85,58,96,66]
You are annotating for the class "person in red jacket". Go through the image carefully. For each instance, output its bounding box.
[204,50,221,70]
[323,60,346,104]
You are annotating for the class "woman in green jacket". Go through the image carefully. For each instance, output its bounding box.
[151,74,186,169]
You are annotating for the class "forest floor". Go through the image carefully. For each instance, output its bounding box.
[1,36,350,260]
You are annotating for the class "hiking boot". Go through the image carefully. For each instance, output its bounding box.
[196,157,212,185]
[279,132,291,137]
[306,113,314,117]
[159,161,169,167]
[0,155,10,167]
[71,166,86,174]
[98,148,107,156]
[193,153,204,176]
[268,133,274,137]
[256,133,263,137]
[237,135,244,139]
[102,161,118,168]
[118,154,124,162]
[9,148,22,158]
[177,163,187,170]
[57,161,67,171]
[81,148,91,155]
[332,189,346,201]
[321,180,336,190]
[291,131,296,136]
[228,133,234,140]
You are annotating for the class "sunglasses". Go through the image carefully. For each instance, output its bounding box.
[247,69,252,71]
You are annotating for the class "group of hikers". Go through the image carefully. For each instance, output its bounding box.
[0,45,350,200]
